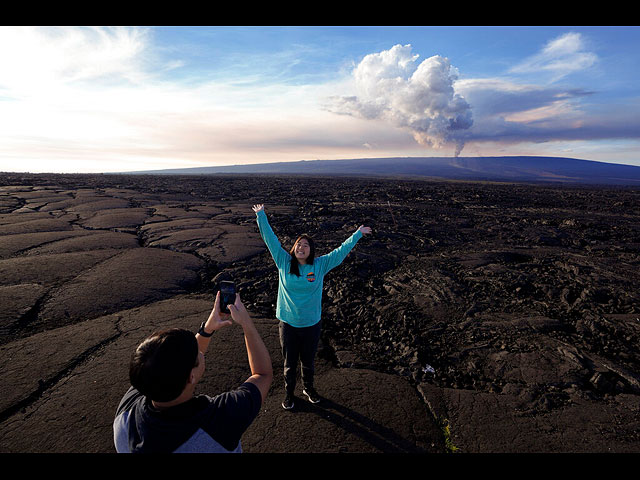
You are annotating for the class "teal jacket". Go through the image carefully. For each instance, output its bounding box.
[256,209,363,328]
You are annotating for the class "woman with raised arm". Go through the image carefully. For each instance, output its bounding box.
[252,204,371,410]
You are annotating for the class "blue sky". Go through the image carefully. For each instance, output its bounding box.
[1,26,639,173]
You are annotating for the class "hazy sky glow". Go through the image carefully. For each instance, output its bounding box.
[1,26,639,173]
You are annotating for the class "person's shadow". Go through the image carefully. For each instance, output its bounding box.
[295,397,432,453]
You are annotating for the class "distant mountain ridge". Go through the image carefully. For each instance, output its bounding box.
[120,156,640,185]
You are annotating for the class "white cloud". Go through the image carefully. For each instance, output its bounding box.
[326,44,473,156]
[509,32,598,82]
[0,27,151,98]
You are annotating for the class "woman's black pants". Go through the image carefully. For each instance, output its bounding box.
[278,320,322,395]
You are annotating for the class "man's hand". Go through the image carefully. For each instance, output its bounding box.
[252,204,264,213]
[227,294,252,327]
[358,225,372,235]
[204,291,233,332]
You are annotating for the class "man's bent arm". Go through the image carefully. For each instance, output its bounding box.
[228,297,273,402]
[241,320,273,402]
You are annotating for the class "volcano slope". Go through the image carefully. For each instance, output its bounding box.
[0,172,639,453]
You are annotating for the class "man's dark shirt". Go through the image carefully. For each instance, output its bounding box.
[113,382,262,453]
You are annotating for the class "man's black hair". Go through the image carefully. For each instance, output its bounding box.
[129,328,199,402]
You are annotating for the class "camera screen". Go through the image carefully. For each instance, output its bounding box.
[219,282,236,312]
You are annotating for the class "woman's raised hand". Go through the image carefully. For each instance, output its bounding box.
[252,204,264,213]
[358,225,372,235]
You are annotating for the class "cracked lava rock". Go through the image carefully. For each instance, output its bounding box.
[1,172,639,453]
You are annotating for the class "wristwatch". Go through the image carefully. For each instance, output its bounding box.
[198,321,214,337]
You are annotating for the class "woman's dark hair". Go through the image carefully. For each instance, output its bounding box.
[289,234,315,276]
[129,328,199,402]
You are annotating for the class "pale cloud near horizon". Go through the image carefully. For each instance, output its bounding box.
[0,27,382,172]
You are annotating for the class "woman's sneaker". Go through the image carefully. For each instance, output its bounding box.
[303,387,321,404]
[282,393,295,410]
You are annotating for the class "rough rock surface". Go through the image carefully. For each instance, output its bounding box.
[0,173,639,453]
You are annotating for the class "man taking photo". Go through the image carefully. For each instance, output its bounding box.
[113,290,272,453]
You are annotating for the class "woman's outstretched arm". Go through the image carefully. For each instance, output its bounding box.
[253,204,290,268]
[320,224,371,273]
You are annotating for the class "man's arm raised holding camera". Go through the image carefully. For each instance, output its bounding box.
[197,291,273,403]
[228,295,273,402]
[196,291,232,353]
